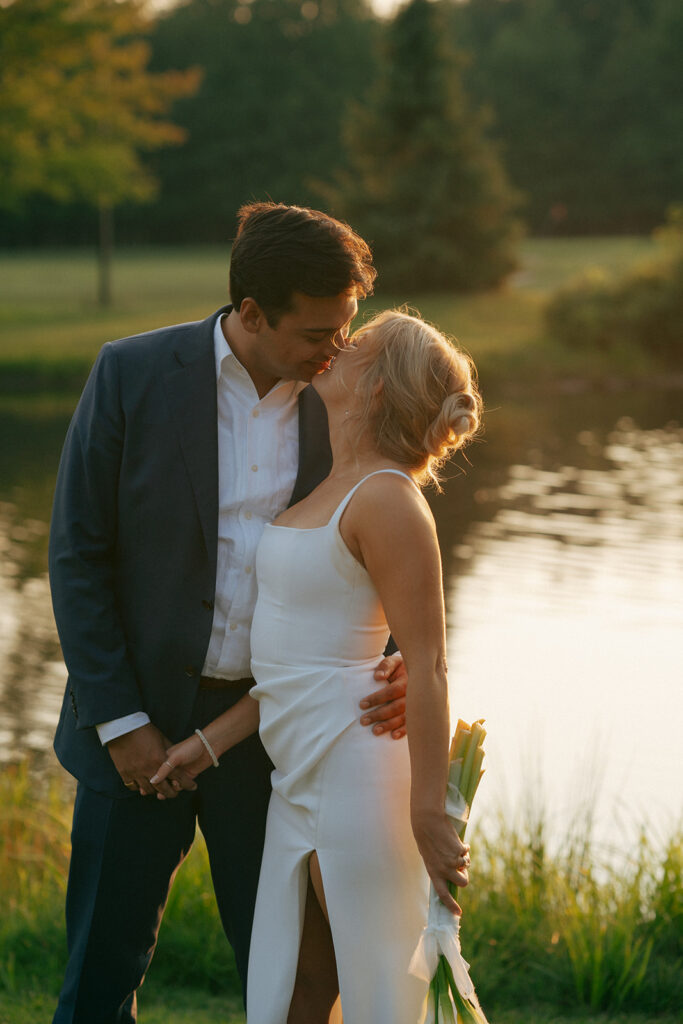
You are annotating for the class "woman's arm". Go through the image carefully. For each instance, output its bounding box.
[150,692,260,795]
[342,474,469,913]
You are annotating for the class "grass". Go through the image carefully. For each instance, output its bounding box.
[0,236,667,394]
[1,761,680,1021]
[1,993,680,1024]
[0,989,246,1024]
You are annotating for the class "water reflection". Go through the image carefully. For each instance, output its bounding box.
[1,393,681,847]
[0,400,72,774]
[447,412,683,846]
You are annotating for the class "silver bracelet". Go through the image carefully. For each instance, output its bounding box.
[195,728,219,768]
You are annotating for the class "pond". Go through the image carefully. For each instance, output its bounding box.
[1,386,681,851]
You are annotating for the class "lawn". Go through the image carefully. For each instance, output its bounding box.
[2,990,680,1024]
[0,236,663,392]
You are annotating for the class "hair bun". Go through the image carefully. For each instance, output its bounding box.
[423,390,480,456]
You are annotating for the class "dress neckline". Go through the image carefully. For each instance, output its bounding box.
[266,468,415,534]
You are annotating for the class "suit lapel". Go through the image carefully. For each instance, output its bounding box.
[163,309,225,563]
[163,309,331,552]
[290,384,332,506]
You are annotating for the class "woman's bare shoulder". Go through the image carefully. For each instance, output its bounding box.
[344,470,436,541]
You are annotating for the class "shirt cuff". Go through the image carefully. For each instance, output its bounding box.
[96,712,151,746]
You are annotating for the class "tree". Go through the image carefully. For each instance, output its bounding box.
[139,0,378,243]
[590,0,683,230]
[0,0,200,302]
[325,0,520,293]
[451,0,588,233]
[452,0,683,233]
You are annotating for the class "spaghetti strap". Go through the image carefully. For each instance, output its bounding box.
[327,468,415,529]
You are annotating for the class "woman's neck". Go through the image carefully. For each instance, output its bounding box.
[325,409,409,482]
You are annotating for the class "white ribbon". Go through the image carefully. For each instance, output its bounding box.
[409,888,475,1000]
[444,780,469,829]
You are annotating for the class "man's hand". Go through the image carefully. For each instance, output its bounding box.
[149,734,214,799]
[360,652,407,740]
[107,723,197,799]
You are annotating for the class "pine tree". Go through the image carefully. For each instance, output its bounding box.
[326,0,520,293]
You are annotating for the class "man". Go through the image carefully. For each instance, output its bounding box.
[49,202,407,1023]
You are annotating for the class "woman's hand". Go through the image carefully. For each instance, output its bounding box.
[412,810,471,915]
[149,734,212,798]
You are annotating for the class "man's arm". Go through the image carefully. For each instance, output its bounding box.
[49,344,142,726]
[49,345,192,797]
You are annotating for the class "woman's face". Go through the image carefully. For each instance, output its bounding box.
[312,327,377,411]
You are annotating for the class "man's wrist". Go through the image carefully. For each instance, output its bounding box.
[96,712,151,746]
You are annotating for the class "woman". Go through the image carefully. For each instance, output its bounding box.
[152,309,482,1022]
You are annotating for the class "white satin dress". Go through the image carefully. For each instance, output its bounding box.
[246,470,430,1023]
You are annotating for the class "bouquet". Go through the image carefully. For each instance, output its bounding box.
[409,718,490,1024]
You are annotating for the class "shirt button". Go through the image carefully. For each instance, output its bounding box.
[184,665,196,677]
[251,464,258,472]
[245,566,252,574]
[202,599,214,610]
[252,410,260,418]
[244,511,252,520]
[229,623,238,632]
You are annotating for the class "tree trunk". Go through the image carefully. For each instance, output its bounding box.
[97,202,114,306]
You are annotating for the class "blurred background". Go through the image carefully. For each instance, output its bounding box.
[1,1,681,1020]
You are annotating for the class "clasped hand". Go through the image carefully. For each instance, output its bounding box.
[107,723,198,799]
[412,811,470,916]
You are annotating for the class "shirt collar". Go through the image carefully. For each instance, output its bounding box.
[213,312,306,400]
[214,312,234,381]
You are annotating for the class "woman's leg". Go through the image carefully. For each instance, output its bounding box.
[287,857,339,1024]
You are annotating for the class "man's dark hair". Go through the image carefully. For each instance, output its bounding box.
[229,202,376,325]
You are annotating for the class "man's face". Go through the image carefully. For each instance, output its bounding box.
[253,290,359,383]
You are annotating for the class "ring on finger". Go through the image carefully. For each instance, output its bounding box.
[124,781,137,789]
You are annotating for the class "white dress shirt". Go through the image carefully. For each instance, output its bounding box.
[96,313,305,744]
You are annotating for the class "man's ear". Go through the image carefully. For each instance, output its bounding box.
[238,297,265,335]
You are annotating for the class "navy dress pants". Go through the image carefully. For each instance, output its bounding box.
[52,685,272,1024]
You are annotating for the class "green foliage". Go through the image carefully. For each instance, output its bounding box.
[2,758,680,1015]
[464,809,682,1015]
[0,0,200,210]
[139,0,378,242]
[452,0,683,233]
[2,0,680,243]
[149,837,241,994]
[0,762,72,991]
[326,0,520,293]
[545,211,683,364]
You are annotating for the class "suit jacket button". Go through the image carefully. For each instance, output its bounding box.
[184,665,196,677]
[202,599,214,610]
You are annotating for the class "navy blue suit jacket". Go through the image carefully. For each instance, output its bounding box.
[49,308,332,798]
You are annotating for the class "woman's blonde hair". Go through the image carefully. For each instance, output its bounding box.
[350,309,482,487]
